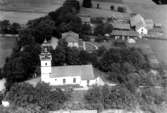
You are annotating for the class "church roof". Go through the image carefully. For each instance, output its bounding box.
[50,65,99,80]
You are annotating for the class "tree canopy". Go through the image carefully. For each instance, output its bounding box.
[5,82,69,111]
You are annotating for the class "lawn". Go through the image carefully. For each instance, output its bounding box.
[0,35,16,68]
[0,0,63,12]
[0,11,47,24]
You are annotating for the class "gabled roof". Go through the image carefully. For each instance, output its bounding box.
[50,65,100,80]
[130,14,146,27]
[111,30,139,37]
[111,22,131,30]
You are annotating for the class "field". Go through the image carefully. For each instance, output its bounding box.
[0,11,47,24]
[0,0,63,24]
[0,36,16,68]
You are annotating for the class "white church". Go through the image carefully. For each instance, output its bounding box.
[39,40,106,88]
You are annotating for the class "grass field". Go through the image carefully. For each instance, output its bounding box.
[0,0,62,24]
[0,36,16,68]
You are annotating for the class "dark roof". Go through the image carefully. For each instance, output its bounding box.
[110,22,130,30]
[111,30,139,37]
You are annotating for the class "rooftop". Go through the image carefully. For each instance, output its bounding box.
[50,64,107,80]
[51,65,95,80]
[110,22,130,30]
[111,30,139,37]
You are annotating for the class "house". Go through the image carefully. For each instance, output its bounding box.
[135,21,148,37]
[110,30,139,40]
[62,31,98,52]
[62,31,80,48]
[39,41,104,88]
[130,14,148,36]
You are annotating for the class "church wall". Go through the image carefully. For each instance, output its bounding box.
[41,73,51,83]
[49,76,81,86]
[68,42,79,48]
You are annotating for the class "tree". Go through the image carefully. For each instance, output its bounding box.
[103,23,113,34]
[9,22,21,34]
[85,85,137,109]
[52,39,68,66]
[81,23,92,35]
[85,86,102,104]
[63,0,80,12]
[94,24,104,35]
[117,6,126,13]
[18,28,35,47]
[5,82,69,111]
[66,47,81,65]
[82,0,92,8]
[0,20,10,34]
[27,17,56,43]
[110,5,114,10]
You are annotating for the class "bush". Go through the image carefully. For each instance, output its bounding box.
[82,0,92,8]
[110,5,114,10]
[85,85,137,109]
[5,83,69,111]
[113,40,127,48]
[117,6,126,13]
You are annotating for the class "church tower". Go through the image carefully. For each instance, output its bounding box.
[40,40,52,83]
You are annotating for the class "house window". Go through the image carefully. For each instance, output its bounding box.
[55,79,57,81]
[73,78,76,83]
[45,63,47,66]
[63,79,66,84]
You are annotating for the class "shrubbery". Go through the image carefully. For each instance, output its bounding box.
[0,20,21,34]
[85,85,137,110]
[4,82,69,111]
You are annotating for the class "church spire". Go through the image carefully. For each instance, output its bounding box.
[40,39,52,60]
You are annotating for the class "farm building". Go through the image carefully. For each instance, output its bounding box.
[130,14,148,36]
[39,41,105,87]
[110,30,139,40]
[110,22,131,30]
